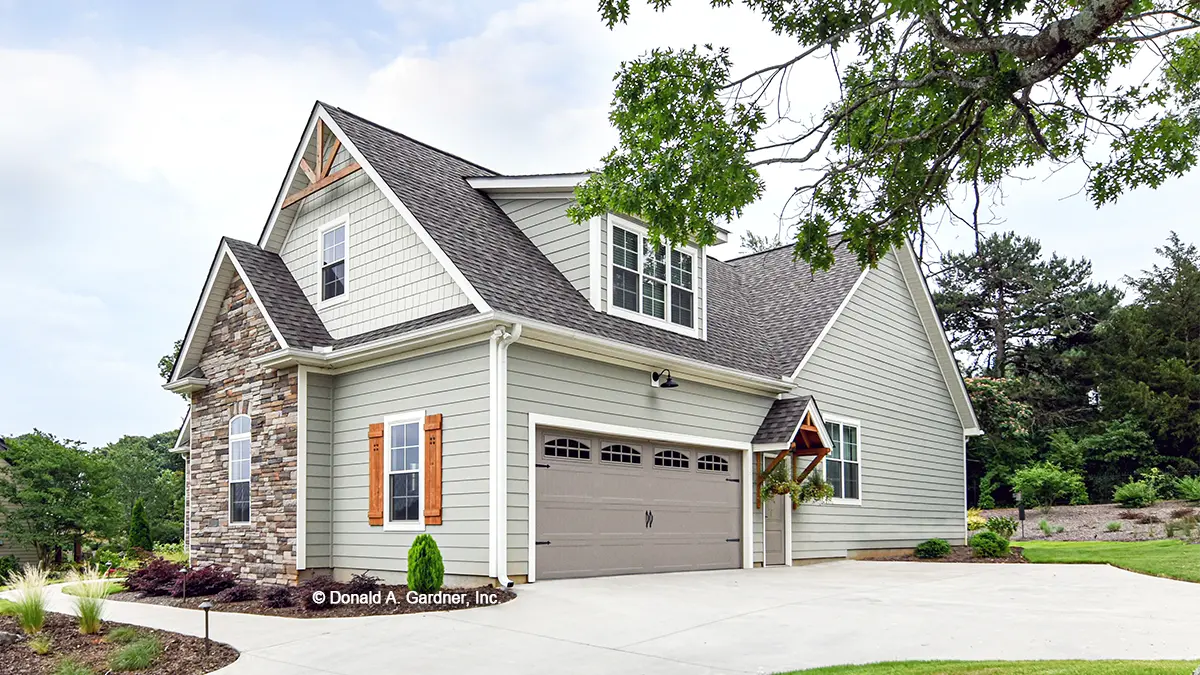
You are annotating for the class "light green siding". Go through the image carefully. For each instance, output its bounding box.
[506,343,774,575]
[328,342,491,577]
[304,371,334,569]
[495,198,591,297]
[787,252,967,558]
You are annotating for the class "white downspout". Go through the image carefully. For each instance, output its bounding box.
[490,323,522,588]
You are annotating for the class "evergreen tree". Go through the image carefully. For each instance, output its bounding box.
[129,498,152,553]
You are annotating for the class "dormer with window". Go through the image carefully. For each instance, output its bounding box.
[469,175,720,340]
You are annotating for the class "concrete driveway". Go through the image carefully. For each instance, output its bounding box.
[19,561,1200,674]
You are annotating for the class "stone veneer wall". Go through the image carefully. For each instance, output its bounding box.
[188,275,299,585]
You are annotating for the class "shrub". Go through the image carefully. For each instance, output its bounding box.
[1165,516,1199,539]
[407,534,445,594]
[986,516,1019,539]
[214,583,258,603]
[91,548,136,574]
[170,565,236,598]
[109,636,162,672]
[1136,513,1163,525]
[1011,462,1088,510]
[1170,507,1196,519]
[966,508,986,531]
[152,542,186,562]
[104,627,140,644]
[66,565,108,635]
[1038,519,1064,535]
[299,575,344,610]
[29,634,52,655]
[969,531,1010,558]
[0,554,18,584]
[128,498,152,553]
[913,539,952,559]
[125,557,184,596]
[261,585,294,609]
[1176,476,1200,502]
[1113,480,1157,508]
[344,572,381,595]
[53,657,94,675]
[10,565,50,634]
[1118,509,1139,520]
[1106,521,1123,532]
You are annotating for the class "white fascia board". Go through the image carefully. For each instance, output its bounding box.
[467,174,591,193]
[173,410,191,450]
[788,268,870,382]
[316,106,492,314]
[895,241,982,435]
[497,312,792,395]
[162,377,209,394]
[257,104,321,250]
[167,243,230,383]
[225,247,291,352]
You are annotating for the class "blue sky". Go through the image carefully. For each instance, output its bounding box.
[0,0,1193,447]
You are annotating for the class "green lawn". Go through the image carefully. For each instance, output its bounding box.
[61,580,125,597]
[783,661,1199,674]
[1020,540,1200,583]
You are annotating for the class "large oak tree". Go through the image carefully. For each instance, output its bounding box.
[572,0,1200,267]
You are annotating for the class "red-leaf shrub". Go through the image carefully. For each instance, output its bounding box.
[343,572,381,595]
[214,584,258,603]
[126,557,185,596]
[171,565,237,597]
[299,575,344,610]
[261,585,294,608]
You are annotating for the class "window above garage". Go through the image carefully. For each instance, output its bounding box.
[608,215,703,339]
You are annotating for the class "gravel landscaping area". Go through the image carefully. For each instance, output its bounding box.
[111,584,516,618]
[0,612,237,675]
[983,501,1200,542]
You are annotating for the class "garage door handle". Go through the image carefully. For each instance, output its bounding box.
[726,477,740,483]
[646,510,654,528]
[536,540,551,546]
[535,463,551,469]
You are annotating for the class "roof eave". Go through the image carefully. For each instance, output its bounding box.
[162,377,209,394]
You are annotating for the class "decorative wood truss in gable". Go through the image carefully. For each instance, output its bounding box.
[282,120,362,209]
[755,410,831,509]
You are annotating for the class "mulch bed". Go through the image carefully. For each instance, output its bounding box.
[0,613,237,675]
[983,500,1199,542]
[871,545,1029,564]
[111,584,516,618]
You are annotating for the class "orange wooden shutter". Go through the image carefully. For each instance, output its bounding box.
[424,413,443,525]
[368,423,384,526]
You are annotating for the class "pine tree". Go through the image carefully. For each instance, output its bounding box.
[129,498,152,553]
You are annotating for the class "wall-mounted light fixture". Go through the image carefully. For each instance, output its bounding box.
[651,369,678,389]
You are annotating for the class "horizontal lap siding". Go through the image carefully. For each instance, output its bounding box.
[305,372,334,569]
[507,344,774,576]
[330,343,491,577]
[279,149,469,340]
[497,198,591,298]
[789,252,966,557]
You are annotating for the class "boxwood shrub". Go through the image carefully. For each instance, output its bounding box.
[913,539,952,559]
[969,530,1010,558]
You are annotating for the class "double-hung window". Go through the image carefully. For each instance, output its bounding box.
[823,420,861,501]
[228,415,251,523]
[386,413,424,530]
[319,218,347,302]
[610,217,697,334]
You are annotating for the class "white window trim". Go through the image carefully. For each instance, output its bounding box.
[384,410,426,533]
[228,414,253,526]
[606,214,702,339]
[822,414,863,506]
[317,215,350,308]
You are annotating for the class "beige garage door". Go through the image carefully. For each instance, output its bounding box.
[535,429,742,580]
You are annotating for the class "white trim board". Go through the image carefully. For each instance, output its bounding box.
[788,268,869,381]
[526,412,754,583]
[296,366,309,570]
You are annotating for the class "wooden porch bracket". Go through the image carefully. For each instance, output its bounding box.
[755,412,831,509]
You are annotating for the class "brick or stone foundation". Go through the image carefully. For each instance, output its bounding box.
[188,275,298,585]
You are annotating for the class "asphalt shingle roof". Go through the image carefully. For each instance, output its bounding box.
[752,396,815,444]
[332,306,479,349]
[224,238,333,349]
[322,105,864,378]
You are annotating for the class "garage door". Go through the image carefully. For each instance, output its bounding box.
[535,429,742,580]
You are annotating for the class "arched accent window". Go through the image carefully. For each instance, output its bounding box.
[544,437,590,460]
[228,414,252,523]
[653,449,689,469]
[600,444,641,465]
[697,454,729,473]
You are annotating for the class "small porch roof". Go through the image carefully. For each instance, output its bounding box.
[752,395,834,449]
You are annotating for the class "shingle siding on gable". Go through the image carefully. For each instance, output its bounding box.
[785,252,966,557]
[495,198,592,298]
[279,147,470,340]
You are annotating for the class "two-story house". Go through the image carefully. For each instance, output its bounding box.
[165,102,980,586]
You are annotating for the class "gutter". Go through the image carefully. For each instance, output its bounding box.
[489,323,522,588]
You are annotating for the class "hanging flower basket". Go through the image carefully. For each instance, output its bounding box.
[759,464,835,508]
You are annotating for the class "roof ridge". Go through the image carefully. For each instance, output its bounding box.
[321,102,500,177]
[725,242,794,262]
